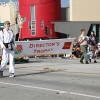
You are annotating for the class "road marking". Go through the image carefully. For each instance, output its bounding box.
[0,82,100,99]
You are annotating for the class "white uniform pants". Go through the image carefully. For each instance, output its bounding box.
[0,49,15,73]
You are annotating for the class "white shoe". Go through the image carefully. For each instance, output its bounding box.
[9,73,15,77]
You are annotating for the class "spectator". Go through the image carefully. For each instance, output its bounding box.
[88,31,98,63]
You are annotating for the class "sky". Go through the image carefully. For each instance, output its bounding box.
[61,0,69,7]
[0,0,69,7]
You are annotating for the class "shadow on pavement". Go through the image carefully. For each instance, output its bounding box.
[15,71,51,77]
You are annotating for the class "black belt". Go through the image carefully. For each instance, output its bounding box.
[3,41,14,50]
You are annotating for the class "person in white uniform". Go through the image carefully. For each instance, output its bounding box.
[0,21,16,77]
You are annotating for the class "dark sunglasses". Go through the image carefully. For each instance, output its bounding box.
[7,23,10,25]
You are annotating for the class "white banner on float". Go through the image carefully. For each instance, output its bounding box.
[14,38,74,57]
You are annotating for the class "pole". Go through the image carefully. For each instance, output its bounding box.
[50,29,52,39]
[15,20,16,37]
[18,28,21,41]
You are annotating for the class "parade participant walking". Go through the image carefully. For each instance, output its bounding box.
[88,31,98,63]
[0,21,17,77]
[78,29,89,64]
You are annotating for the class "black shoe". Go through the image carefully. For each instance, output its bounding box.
[80,60,84,64]
[94,60,97,63]
[89,59,91,63]
[62,57,66,59]
[0,71,3,78]
[86,61,89,64]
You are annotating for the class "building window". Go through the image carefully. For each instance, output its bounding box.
[92,25,96,35]
[30,6,36,35]
[89,24,100,42]
[98,25,100,42]
[31,21,35,30]
[32,30,35,35]
[40,20,44,29]
[31,6,35,20]
[29,21,31,30]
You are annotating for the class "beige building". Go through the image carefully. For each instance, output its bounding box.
[0,4,15,25]
[0,2,19,35]
[70,0,100,21]
[54,0,100,41]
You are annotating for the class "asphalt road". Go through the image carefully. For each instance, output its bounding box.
[0,58,100,100]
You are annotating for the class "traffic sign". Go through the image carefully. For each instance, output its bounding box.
[0,23,4,26]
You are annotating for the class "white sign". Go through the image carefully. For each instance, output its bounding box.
[14,38,74,57]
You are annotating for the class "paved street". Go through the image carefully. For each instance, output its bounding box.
[0,58,100,100]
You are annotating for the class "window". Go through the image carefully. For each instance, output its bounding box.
[99,25,100,42]
[40,20,44,29]
[31,21,35,30]
[30,6,36,35]
[29,21,31,30]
